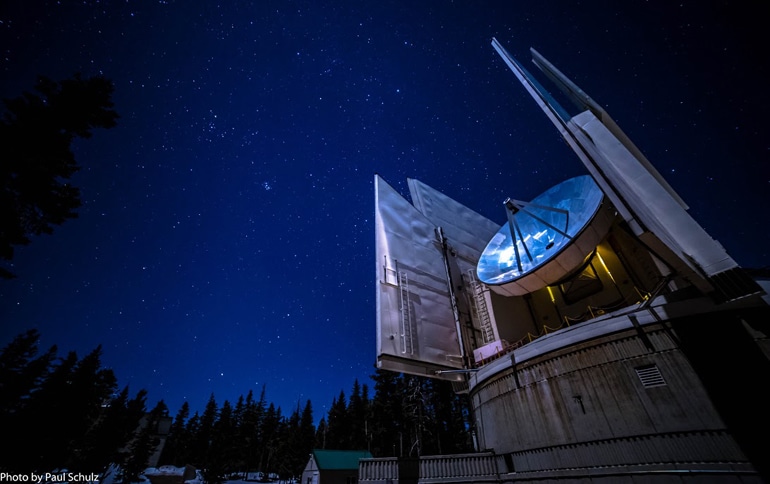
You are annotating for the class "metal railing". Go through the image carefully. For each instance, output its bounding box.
[359,452,499,483]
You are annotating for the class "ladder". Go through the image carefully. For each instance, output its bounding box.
[467,270,495,344]
[398,271,415,355]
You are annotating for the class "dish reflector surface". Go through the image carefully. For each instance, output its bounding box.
[477,175,604,286]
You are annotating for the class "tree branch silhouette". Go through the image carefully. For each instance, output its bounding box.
[0,74,118,278]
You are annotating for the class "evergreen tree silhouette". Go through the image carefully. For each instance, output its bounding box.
[325,390,349,449]
[207,399,237,481]
[183,411,202,464]
[427,378,473,454]
[194,394,218,470]
[121,399,168,483]
[73,387,148,474]
[0,329,56,427]
[0,333,147,474]
[314,417,328,450]
[369,368,406,457]
[231,395,247,474]
[239,388,264,473]
[159,400,190,466]
[297,400,315,468]
[0,74,118,278]
[348,379,369,450]
[17,350,79,469]
[259,403,282,476]
[279,403,302,479]
[63,346,119,466]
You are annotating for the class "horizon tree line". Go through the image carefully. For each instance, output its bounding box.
[0,329,164,481]
[1,329,474,482]
[159,369,473,482]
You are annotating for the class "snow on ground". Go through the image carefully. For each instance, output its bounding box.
[37,466,294,484]
[141,467,293,484]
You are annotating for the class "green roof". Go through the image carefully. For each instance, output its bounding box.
[312,449,373,470]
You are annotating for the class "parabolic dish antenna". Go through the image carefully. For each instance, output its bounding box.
[477,175,614,296]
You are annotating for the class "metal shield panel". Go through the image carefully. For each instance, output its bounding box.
[569,111,738,277]
[375,175,464,380]
[408,178,500,274]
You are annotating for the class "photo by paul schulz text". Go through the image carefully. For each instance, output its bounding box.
[0,473,99,483]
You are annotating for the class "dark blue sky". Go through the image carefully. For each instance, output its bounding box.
[1,1,768,420]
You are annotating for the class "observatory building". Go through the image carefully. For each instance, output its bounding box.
[372,39,770,482]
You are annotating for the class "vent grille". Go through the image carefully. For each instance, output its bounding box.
[635,364,666,388]
[452,379,470,394]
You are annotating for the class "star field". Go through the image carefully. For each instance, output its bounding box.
[1,1,768,419]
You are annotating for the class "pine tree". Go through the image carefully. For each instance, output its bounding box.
[428,379,473,454]
[231,395,247,474]
[64,346,119,467]
[194,394,218,472]
[0,329,56,421]
[71,387,149,474]
[159,401,190,466]
[239,389,263,473]
[401,375,427,457]
[72,387,132,471]
[0,75,119,278]
[215,398,236,445]
[259,403,282,476]
[369,368,406,457]
[0,331,53,470]
[368,369,475,457]
[0,332,149,473]
[279,403,302,479]
[184,411,202,464]
[298,400,315,458]
[121,400,167,483]
[208,399,237,480]
[361,383,372,452]
[16,350,79,470]
[348,379,369,450]
[314,417,328,450]
[325,390,349,449]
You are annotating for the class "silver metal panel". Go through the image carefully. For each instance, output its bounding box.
[375,175,464,380]
[569,111,738,277]
[528,47,689,211]
[408,177,500,274]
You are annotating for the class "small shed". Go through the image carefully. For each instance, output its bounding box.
[301,449,373,484]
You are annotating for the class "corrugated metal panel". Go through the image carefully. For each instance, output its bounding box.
[407,177,499,274]
[375,175,464,380]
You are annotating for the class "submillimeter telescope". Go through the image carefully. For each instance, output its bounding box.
[371,38,769,481]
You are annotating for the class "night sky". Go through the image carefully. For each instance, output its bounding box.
[1,1,768,420]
